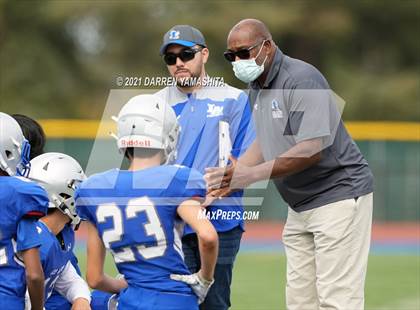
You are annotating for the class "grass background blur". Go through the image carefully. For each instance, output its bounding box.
[75,250,420,310]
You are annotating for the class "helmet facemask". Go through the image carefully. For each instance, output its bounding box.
[49,178,83,227]
[16,139,32,177]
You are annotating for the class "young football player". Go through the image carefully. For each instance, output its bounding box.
[76,94,218,309]
[27,152,91,309]
[0,112,48,310]
[13,114,86,310]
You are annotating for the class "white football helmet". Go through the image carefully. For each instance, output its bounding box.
[0,112,31,176]
[28,152,86,226]
[112,94,179,164]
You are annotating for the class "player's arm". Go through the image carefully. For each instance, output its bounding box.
[16,218,45,310]
[53,261,91,309]
[21,247,44,310]
[85,221,127,293]
[176,199,218,281]
[171,199,218,304]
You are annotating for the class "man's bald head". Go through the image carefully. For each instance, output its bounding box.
[228,19,272,45]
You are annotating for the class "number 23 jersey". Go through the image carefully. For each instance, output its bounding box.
[75,165,205,294]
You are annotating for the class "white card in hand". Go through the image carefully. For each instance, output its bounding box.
[219,121,232,168]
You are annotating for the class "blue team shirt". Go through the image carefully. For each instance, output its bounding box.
[76,165,205,294]
[45,225,80,310]
[36,221,75,300]
[155,83,256,233]
[0,176,49,300]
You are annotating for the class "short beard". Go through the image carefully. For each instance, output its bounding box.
[176,72,201,88]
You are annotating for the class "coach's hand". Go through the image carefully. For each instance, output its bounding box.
[205,155,252,198]
[205,155,237,190]
[170,271,214,304]
[202,195,217,207]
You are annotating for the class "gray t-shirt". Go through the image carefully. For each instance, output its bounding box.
[249,48,373,212]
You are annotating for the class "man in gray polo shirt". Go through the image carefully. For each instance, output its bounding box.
[206,19,374,310]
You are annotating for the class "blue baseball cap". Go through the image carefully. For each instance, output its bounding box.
[160,25,206,55]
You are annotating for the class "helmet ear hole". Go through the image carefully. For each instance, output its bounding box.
[5,150,12,159]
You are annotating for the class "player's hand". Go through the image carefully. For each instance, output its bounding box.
[71,298,91,310]
[170,271,214,304]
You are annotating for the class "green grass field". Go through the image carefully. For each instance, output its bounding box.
[76,252,420,309]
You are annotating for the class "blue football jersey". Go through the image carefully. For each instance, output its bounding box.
[45,225,80,310]
[76,165,205,294]
[37,221,74,300]
[0,176,49,300]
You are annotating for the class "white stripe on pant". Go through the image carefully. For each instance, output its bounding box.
[283,193,373,310]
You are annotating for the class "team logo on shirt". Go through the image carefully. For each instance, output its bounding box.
[207,104,224,118]
[271,99,283,119]
[169,30,180,40]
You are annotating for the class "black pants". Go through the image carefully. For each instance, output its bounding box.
[182,226,243,310]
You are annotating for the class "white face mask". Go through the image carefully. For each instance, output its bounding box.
[232,42,268,83]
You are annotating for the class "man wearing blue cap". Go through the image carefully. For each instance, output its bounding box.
[156,25,255,309]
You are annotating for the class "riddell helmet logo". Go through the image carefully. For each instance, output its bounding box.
[121,139,152,147]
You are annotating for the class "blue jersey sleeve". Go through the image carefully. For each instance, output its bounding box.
[75,187,95,223]
[179,168,206,203]
[229,92,256,158]
[16,218,42,252]
[14,178,49,219]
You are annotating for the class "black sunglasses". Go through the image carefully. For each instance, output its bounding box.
[223,40,266,62]
[163,47,202,65]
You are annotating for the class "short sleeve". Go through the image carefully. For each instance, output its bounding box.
[75,188,95,223]
[16,219,42,252]
[15,180,49,219]
[287,80,336,144]
[179,168,206,203]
